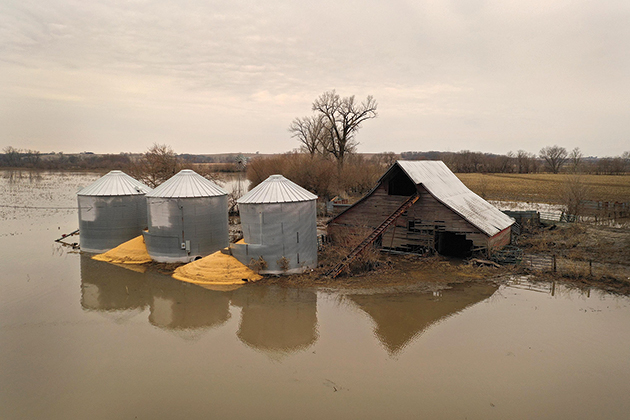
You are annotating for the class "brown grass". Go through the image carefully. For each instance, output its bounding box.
[456,173,630,203]
[518,224,630,266]
[257,252,501,290]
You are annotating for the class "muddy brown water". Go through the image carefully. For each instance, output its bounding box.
[2,170,630,420]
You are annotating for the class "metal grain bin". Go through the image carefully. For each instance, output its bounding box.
[231,174,318,274]
[77,170,151,253]
[143,169,228,263]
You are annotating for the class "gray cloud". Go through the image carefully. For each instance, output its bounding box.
[0,0,628,155]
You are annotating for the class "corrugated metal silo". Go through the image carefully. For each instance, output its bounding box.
[143,169,228,263]
[77,170,151,253]
[232,174,318,274]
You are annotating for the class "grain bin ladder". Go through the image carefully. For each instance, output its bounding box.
[327,193,420,279]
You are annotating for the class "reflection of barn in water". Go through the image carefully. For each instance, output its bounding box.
[80,255,150,314]
[346,282,498,354]
[329,161,514,257]
[230,285,318,354]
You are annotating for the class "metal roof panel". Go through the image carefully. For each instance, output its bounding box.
[77,170,152,196]
[396,161,514,236]
[145,170,227,198]
[238,174,318,204]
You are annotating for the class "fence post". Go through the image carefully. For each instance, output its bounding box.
[553,254,556,273]
[589,260,592,277]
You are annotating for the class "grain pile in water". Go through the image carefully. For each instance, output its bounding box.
[173,251,262,286]
[92,235,152,264]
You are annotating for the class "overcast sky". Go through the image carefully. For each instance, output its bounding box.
[1,0,628,156]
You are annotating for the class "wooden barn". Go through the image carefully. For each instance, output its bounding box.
[328,161,514,257]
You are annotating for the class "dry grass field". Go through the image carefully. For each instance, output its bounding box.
[456,173,630,203]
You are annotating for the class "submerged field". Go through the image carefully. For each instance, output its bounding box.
[3,171,630,420]
[456,173,630,203]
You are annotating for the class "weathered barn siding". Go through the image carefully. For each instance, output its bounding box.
[330,183,488,251]
[330,184,407,230]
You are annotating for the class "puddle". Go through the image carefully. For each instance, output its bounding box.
[2,170,630,420]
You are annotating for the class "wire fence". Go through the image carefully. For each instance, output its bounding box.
[503,200,630,225]
[521,254,555,271]
[504,253,614,280]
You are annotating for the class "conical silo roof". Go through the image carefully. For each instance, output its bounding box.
[146,169,227,198]
[77,170,152,196]
[238,174,317,204]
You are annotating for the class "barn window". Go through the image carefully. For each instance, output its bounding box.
[388,170,417,196]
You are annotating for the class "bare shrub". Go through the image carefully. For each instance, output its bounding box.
[277,256,290,271]
[563,174,590,220]
[246,152,383,200]
[248,257,268,273]
[326,225,387,276]
[338,154,383,196]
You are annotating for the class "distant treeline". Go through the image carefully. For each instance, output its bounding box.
[401,149,630,175]
[0,146,249,172]
[0,148,133,170]
[2,145,629,176]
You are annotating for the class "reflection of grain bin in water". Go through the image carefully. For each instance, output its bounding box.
[81,255,231,332]
[231,175,318,274]
[148,280,231,331]
[144,170,228,263]
[80,255,150,313]
[77,170,151,253]
[346,282,499,355]
[231,285,318,354]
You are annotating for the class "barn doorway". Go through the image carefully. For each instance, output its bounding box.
[437,232,473,257]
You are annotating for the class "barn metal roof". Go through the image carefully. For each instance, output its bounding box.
[237,174,318,204]
[77,170,152,196]
[145,170,227,198]
[395,161,514,236]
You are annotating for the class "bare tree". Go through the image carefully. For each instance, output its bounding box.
[564,174,590,221]
[127,143,182,188]
[288,115,326,155]
[3,146,22,167]
[311,90,378,168]
[497,151,515,173]
[539,145,568,174]
[516,150,534,173]
[569,147,583,172]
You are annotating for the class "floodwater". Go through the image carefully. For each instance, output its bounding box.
[2,170,630,420]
